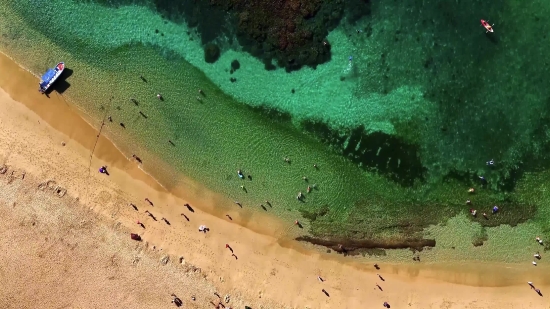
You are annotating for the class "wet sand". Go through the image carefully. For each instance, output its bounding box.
[0,51,549,308]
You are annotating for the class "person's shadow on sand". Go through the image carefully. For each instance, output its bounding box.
[185,204,194,212]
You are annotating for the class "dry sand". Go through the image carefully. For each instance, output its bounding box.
[0,51,548,309]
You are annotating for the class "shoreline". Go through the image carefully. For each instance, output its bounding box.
[0,49,293,240]
[0,50,549,308]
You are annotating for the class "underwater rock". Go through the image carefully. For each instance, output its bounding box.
[296,235,435,252]
[207,0,345,72]
[204,43,221,63]
[231,59,240,71]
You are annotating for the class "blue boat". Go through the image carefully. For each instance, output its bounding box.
[39,62,65,93]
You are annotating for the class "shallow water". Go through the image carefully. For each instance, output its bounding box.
[2,0,550,261]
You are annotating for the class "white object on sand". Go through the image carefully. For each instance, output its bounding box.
[532,261,537,266]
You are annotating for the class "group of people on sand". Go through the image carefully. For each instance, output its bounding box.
[527,282,543,296]
[532,237,543,266]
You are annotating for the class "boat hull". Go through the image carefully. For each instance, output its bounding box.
[39,62,65,93]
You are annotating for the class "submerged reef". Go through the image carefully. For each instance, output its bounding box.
[296,235,435,253]
[151,0,372,71]
[300,120,426,187]
[79,0,372,71]
[208,0,341,72]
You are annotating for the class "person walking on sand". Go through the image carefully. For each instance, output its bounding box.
[535,252,541,259]
[528,282,535,289]
[318,276,324,282]
[170,293,182,306]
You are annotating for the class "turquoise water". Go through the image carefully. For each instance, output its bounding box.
[2,0,550,260]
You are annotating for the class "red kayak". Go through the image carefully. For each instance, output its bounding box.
[481,19,494,33]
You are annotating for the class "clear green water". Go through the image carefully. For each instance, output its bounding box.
[2,0,550,262]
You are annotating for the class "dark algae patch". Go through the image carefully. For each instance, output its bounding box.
[300,119,426,187]
[296,236,435,253]
[472,227,488,247]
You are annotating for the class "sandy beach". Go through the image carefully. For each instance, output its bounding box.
[0,52,548,309]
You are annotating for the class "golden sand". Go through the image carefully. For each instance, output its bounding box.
[0,51,548,308]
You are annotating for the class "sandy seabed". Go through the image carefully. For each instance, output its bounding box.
[0,51,548,309]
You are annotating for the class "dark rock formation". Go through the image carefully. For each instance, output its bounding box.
[296,236,435,253]
[231,59,240,71]
[209,0,344,72]
[204,43,221,63]
[142,0,373,72]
